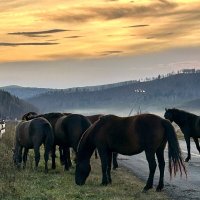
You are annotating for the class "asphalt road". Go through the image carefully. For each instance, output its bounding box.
[118,140,200,200]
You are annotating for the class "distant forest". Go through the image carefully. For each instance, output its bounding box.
[27,70,200,114]
[0,90,38,119]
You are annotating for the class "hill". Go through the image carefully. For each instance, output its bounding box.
[27,72,200,114]
[0,90,38,119]
[0,85,54,99]
[179,98,200,111]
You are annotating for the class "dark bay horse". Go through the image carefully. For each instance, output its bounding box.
[87,114,118,169]
[75,114,186,192]
[22,112,70,169]
[55,114,91,170]
[13,117,54,173]
[23,112,91,170]
[164,108,200,162]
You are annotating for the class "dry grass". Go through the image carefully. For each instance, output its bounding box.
[0,123,169,200]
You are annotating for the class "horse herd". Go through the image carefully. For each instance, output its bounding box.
[12,108,200,192]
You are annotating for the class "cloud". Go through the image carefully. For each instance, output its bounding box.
[99,50,123,56]
[124,25,149,28]
[44,1,177,23]
[8,29,69,37]
[0,42,58,47]
[64,36,83,39]
[146,32,173,39]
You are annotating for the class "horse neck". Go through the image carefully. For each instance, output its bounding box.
[173,111,187,127]
[78,133,96,162]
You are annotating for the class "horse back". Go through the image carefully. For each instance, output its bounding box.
[94,114,165,155]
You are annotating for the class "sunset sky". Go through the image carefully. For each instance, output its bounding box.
[0,0,200,88]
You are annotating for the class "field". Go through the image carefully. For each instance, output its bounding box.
[0,123,169,200]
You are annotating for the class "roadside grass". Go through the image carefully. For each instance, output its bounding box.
[0,123,169,200]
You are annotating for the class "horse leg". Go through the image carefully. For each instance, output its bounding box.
[67,148,72,168]
[193,137,200,153]
[107,151,112,184]
[143,151,157,192]
[184,135,191,162]
[17,146,23,168]
[34,146,40,170]
[44,147,50,173]
[22,148,29,169]
[98,148,110,185]
[112,152,118,170]
[156,147,165,192]
[59,146,64,165]
[95,149,98,159]
[51,145,56,169]
[63,147,69,171]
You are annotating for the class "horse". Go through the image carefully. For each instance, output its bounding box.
[54,114,91,170]
[164,108,200,162]
[22,112,70,169]
[22,112,92,170]
[75,114,186,192]
[13,117,54,173]
[86,114,119,169]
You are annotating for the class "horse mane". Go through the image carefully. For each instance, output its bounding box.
[41,112,64,119]
[170,108,198,118]
[23,112,64,121]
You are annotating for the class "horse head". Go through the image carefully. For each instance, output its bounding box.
[164,108,174,122]
[75,159,91,185]
[22,112,38,121]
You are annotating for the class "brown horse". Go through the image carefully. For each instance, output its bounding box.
[86,114,118,169]
[13,117,54,173]
[164,108,200,162]
[75,114,186,192]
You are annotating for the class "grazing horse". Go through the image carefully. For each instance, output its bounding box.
[164,108,200,162]
[13,117,54,173]
[55,114,91,170]
[75,114,186,192]
[22,112,70,169]
[87,114,118,169]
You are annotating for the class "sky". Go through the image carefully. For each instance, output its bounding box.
[0,0,200,88]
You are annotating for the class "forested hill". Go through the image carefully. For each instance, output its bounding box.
[0,90,38,119]
[0,85,54,99]
[27,72,200,113]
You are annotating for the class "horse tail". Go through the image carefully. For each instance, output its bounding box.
[162,119,187,179]
[44,123,54,154]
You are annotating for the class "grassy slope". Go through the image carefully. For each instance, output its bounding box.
[0,123,169,200]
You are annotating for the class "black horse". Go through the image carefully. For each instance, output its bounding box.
[164,108,200,162]
[54,114,91,170]
[75,114,186,192]
[22,112,71,170]
[13,117,54,173]
[22,112,91,170]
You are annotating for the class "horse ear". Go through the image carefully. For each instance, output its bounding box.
[165,108,167,111]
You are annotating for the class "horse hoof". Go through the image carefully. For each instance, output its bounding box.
[142,185,153,192]
[184,158,190,162]
[156,186,163,192]
[101,182,108,186]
